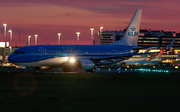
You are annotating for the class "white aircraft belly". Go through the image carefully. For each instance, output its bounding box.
[14,57,69,67]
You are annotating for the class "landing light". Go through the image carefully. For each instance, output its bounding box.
[69,58,75,63]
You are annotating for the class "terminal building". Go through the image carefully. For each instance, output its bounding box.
[95,28,180,65]
[0,42,18,66]
[95,29,179,47]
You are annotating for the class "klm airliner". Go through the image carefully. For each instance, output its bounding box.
[8,9,142,72]
[123,48,165,66]
[122,38,175,66]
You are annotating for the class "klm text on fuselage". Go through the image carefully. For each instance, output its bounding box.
[128,32,138,36]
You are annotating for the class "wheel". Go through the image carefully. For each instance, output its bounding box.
[87,67,96,73]
[91,67,96,72]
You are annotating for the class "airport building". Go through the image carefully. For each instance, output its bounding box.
[94,28,180,65]
[0,42,18,66]
[95,29,179,47]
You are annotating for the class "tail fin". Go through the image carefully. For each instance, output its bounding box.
[111,9,142,46]
[149,48,165,61]
[149,38,175,61]
[26,42,29,46]
[165,38,175,51]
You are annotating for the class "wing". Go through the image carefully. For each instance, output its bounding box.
[90,52,159,61]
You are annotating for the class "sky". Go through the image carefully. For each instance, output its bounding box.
[0,0,180,46]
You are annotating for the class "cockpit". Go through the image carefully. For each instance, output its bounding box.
[13,51,25,54]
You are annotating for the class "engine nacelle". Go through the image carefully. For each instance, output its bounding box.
[77,59,95,70]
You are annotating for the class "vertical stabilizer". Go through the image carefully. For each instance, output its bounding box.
[150,48,165,61]
[111,9,142,46]
[165,38,175,51]
[26,42,29,46]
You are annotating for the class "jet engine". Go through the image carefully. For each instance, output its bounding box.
[63,58,95,72]
[76,59,95,70]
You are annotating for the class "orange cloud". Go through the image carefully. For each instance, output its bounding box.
[0,0,180,46]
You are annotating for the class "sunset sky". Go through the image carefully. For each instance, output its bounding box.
[0,0,180,46]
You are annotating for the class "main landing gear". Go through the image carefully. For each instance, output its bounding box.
[87,67,96,73]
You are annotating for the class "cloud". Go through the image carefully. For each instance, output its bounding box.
[0,0,180,45]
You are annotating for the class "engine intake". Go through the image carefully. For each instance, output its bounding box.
[76,59,94,70]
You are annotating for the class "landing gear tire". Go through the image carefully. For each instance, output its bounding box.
[87,67,96,73]
[63,67,72,72]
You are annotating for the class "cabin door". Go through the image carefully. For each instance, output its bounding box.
[30,48,36,59]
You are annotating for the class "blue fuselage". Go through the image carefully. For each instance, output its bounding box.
[8,45,135,66]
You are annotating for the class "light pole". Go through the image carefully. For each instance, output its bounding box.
[57,33,61,45]
[76,32,80,45]
[8,30,12,54]
[100,26,103,34]
[28,35,31,45]
[90,28,94,45]
[99,26,103,44]
[34,34,38,45]
[3,24,7,47]
[8,30,12,47]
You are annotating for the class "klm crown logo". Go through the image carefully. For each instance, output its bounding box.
[131,26,136,31]
[128,26,138,36]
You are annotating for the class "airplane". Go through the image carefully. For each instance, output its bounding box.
[121,38,176,66]
[8,9,143,72]
[123,48,165,66]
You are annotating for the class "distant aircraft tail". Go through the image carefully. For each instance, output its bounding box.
[148,38,175,61]
[111,9,142,46]
[26,42,29,46]
[149,48,165,61]
[165,38,175,51]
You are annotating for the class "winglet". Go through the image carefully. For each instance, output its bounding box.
[26,42,29,46]
[111,9,142,46]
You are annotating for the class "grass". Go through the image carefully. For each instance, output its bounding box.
[0,72,180,112]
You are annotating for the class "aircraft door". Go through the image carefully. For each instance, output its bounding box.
[30,48,36,59]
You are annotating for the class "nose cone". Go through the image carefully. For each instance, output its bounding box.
[8,54,14,62]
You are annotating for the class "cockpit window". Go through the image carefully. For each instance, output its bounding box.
[13,51,25,54]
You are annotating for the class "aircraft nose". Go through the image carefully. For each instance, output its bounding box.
[8,55,14,62]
